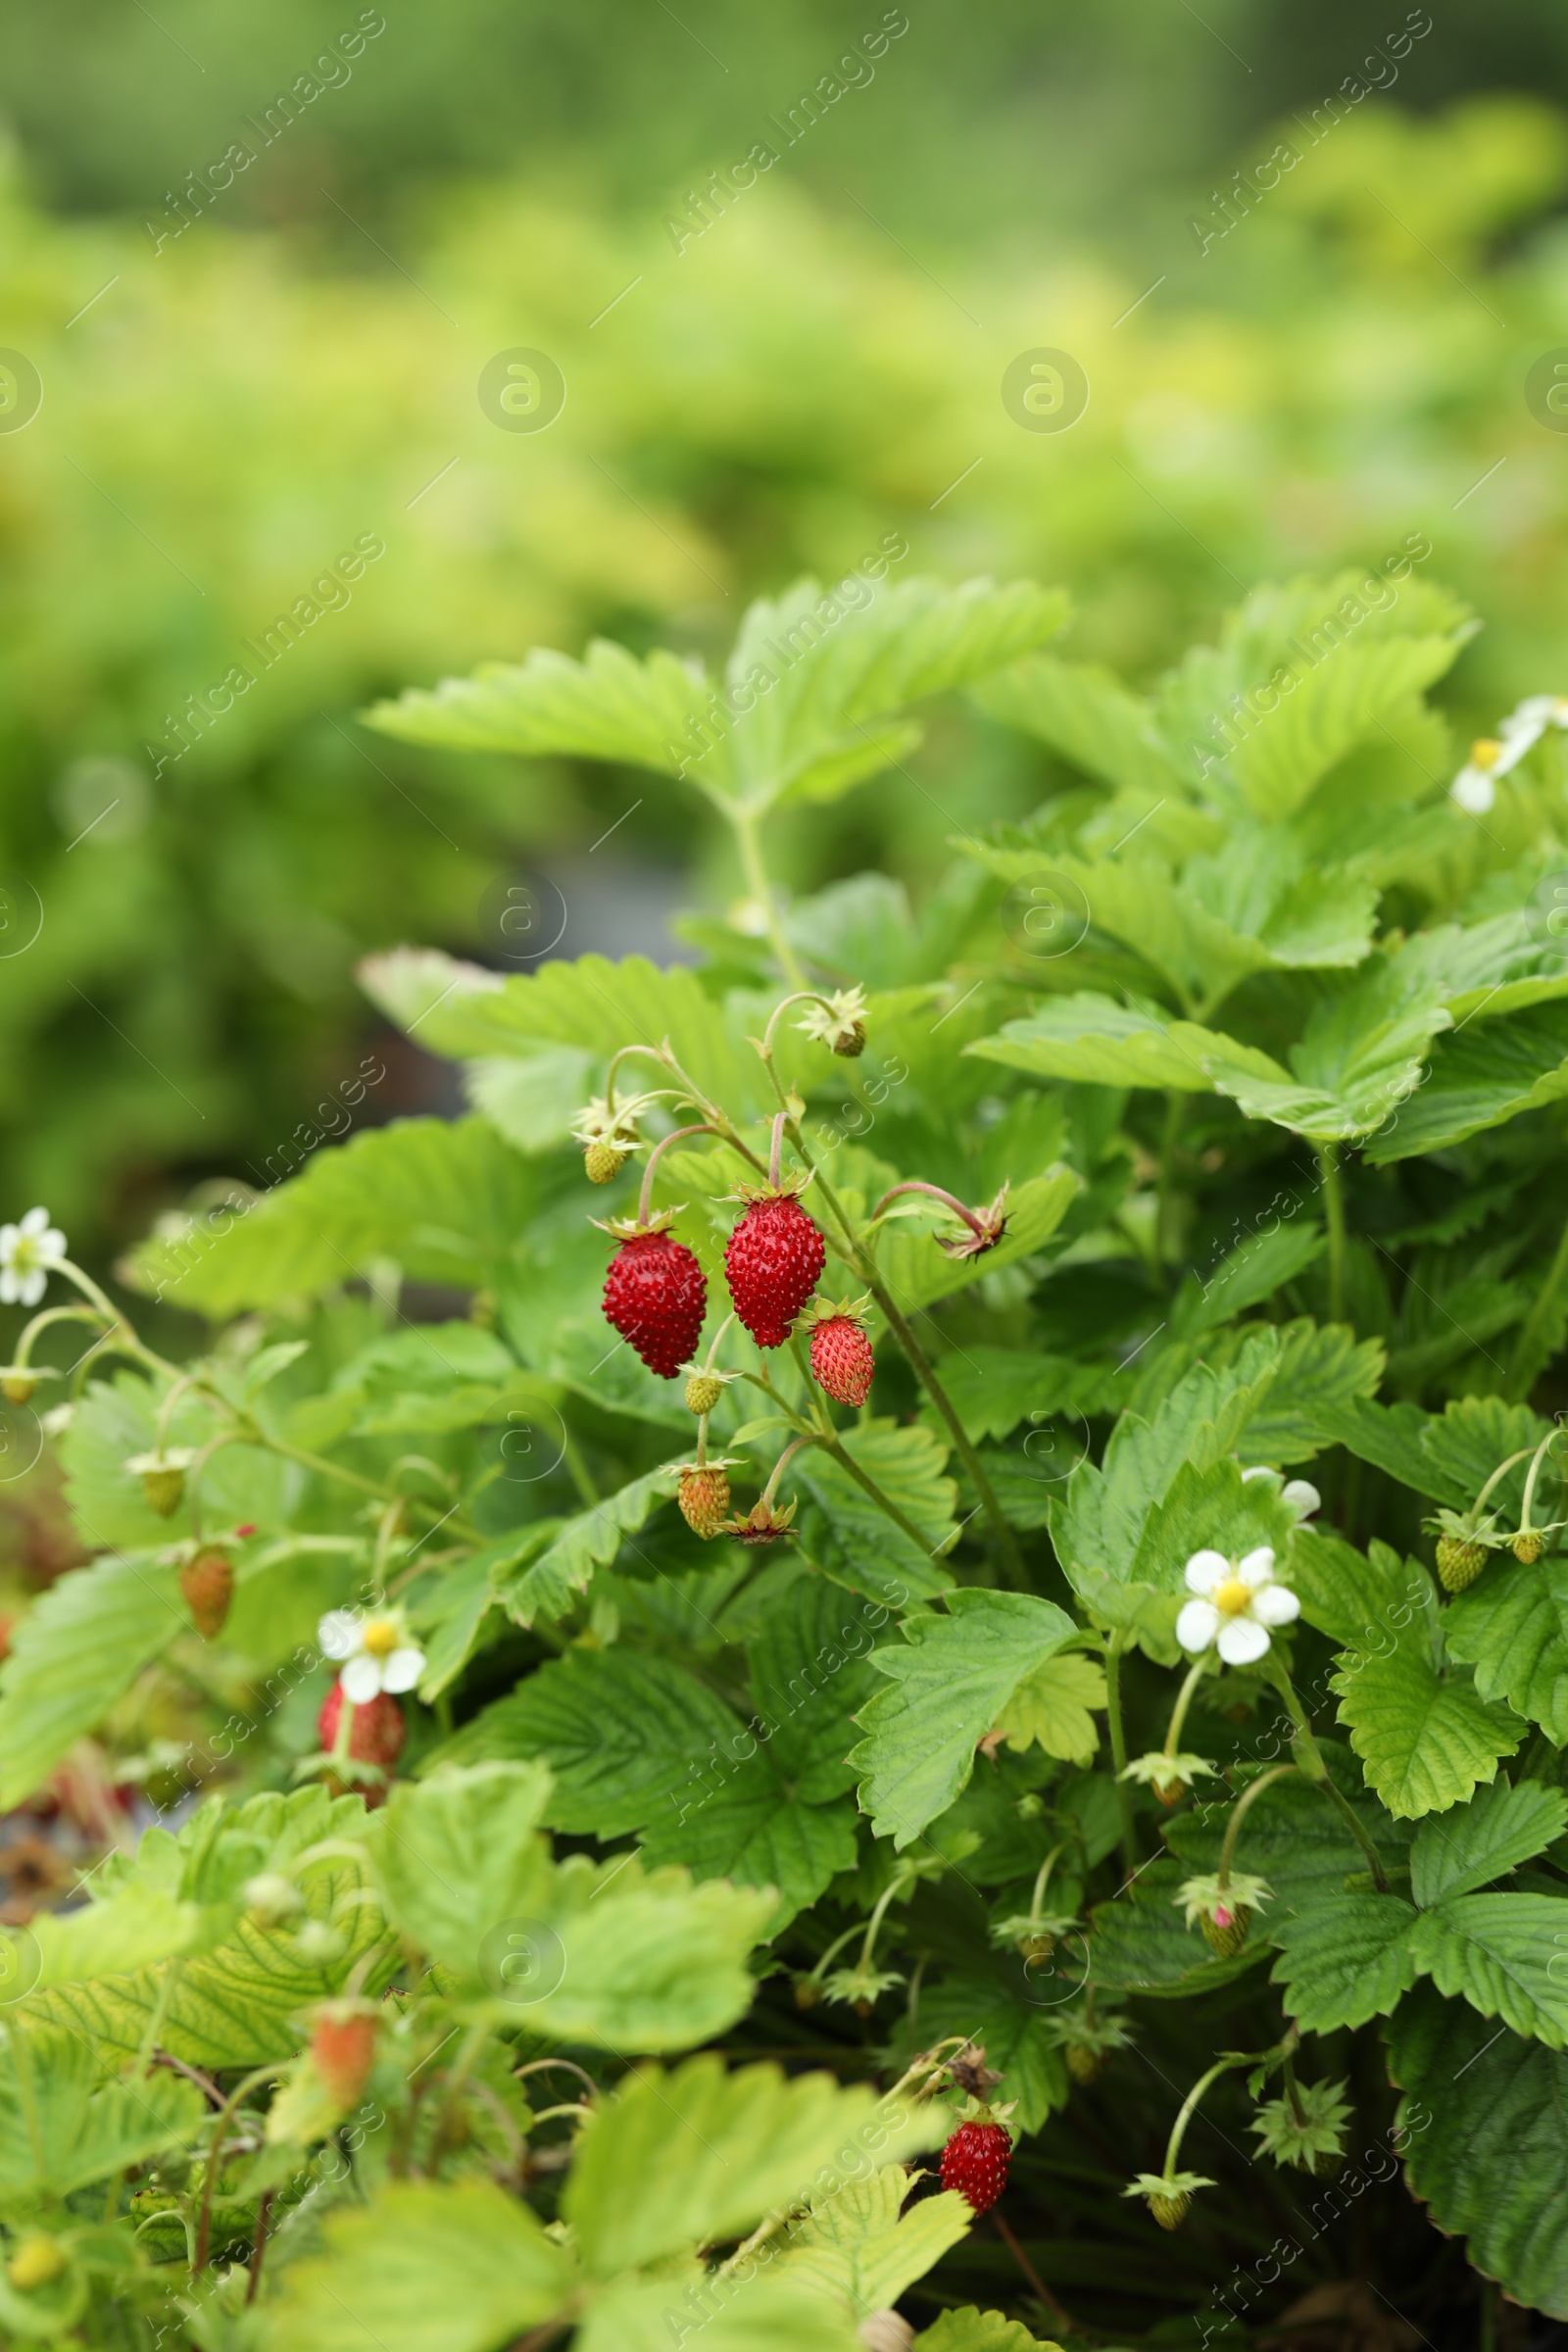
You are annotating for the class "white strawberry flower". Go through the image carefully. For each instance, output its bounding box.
[1175,1545,1299,1667]
[318,1607,425,1703]
[1450,695,1568,812]
[0,1207,68,1307]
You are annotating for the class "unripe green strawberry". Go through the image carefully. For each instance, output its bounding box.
[584,1140,627,1185]
[8,2232,67,2289]
[684,1370,723,1415]
[678,1465,730,1539]
[1066,2041,1106,2085]
[179,1546,234,1640]
[1513,1531,1544,1565]
[1436,1535,1486,1592]
[1150,2188,1192,2231]
[312,2001,377,2110]
[1200,1901,1250,1958]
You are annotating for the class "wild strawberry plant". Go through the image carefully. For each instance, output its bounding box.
[2,568,1568,2342]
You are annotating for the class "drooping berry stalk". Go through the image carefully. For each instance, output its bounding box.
[872,1180,1010,1260]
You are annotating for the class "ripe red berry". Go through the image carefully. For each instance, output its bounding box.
[312,2002,377,2109]
[317,1685,407,1771]
[940,2119,1011,2214]
[724,1195,825,1348]
[809,1315,875,1406]
[179,1546,234,1641]
[603,1230,708,1377]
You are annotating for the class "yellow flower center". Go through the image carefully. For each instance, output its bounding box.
[1213,1577,1254,1616]
[1470,737,1502,769]
[362,1618,400,1657]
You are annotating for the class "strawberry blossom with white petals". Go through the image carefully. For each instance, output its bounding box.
[318,1608,425,1704]
[1175,1545,1299,1666]
[1449,694,1568,812]
[0,1207,68,1308]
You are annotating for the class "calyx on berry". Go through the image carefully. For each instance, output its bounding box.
[938,2104,1017,2214]
[722,1179,826,1349]
[124,1447,195,1517]
[872,1180,1010,1261]
[1174,1868,1272,1957]
[674,1457,741,1540]
[718,1494,799,1545]
[793,984,868,1058]
[1123,2168,1213,2231]
[599,1212,709,1379]
[571,1088,660,1186]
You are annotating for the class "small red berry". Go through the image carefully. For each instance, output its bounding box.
[940,2119,1012,2213]
[179,1546,234,1641]
[312,2001,377,2109]
[317,1685,407,1772]
[809,1315,875,1406]
[724,1194,825,1348]
[603,1229,708,1378]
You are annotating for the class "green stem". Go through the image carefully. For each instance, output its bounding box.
[1104,1630,1138,1876]
[1162,2054,1253,2179]
[193,2064,280,2272]
[731,806,807,989]
[1162,1655,1209,1759]
[1506,1200,1568,1400]
[1316,1145,1347,1324]
[1027,1843,1066,1924]
[1269,1661,1389,1890]
[1216,1764,1298,1887]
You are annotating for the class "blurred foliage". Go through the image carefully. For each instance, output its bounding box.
[2,88,1568,1251]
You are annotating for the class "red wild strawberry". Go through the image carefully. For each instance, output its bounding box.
[602,1220,708,1378]
[317,1685,407,1772]
[940,2119,1012,2214]
[808,1311,874,1406]
[179,1546,234,1640]
[312,2001,377,2109]
[724,1191,825,1348]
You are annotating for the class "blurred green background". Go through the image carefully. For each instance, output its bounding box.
[1,0,1567,1252]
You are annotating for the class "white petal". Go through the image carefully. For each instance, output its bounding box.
[1238,1546,1276,1587]
[339,1654,384,1704]
[1241,1465,1278,1485]
[1253,1583,1301,1627]
[1216,1617,1272,1666]
[0,1226,18,1259]
[20,1207,50,1237]
[39,1229,66,1262]
[1176,1598,1221,1654]
[0,1268,17,1304]
[1281,1480,1320,1518]
[380,1646,425,1693]
[1450,767,1495,813]
[1492,731,1538,776]
[1511,695,1556,725]
[318,1611,364,1661]
[1185,1549,1230,1594]
[17,1270,45,1307]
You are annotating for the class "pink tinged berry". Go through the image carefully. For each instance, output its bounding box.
[809,1315,875,1406]
[602,1232,708,1378]
[724,1196,826,1348]
[1212,1904,1234,1930]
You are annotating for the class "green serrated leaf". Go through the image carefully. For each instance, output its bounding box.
[1330,1612,1521,1820]
[849,1592,1078,1847]
[1269,1894,1421,2031]
[0,2030,204,2199]
[1388,1987,1568,2319]
[258,2177,572,2352]
[0,1553,185,1807]
[1410,1777,1568,1907]
[1408,1893,1568,2045]
[1444,1555,1568,1743]
[375,1762,555,1978]
[993,1653,1106,1763]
